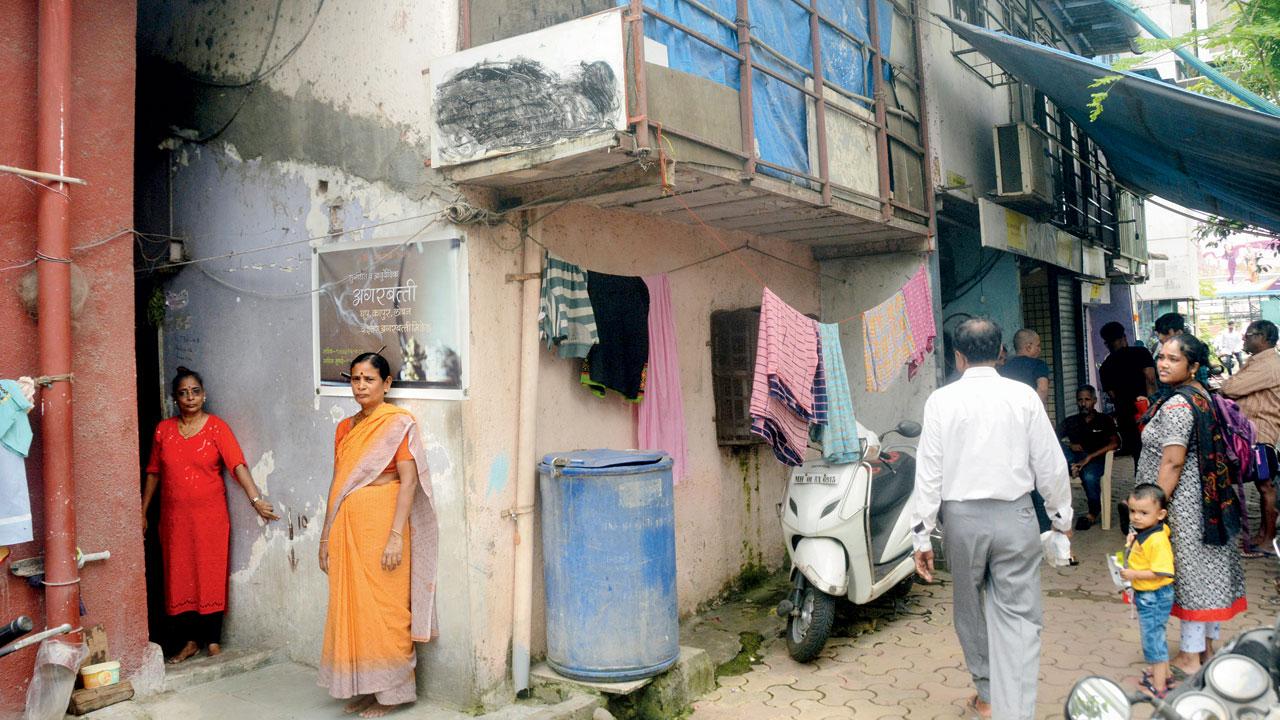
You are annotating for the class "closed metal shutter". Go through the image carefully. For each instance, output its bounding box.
[1054,274,1081,427]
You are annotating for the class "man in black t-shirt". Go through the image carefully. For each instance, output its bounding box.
[1098,321,1156,462]
[999,329,1051,409]
[1058,385,1120,529]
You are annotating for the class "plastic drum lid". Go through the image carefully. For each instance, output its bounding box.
[539,450,671,475]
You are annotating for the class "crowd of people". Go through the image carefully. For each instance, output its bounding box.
[914,312,1278,717]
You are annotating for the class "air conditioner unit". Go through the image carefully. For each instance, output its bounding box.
[992,122,1053,213]
[1115,190,1148,263]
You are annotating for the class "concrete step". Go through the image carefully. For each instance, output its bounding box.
[529,647,715,720]
[158,646,285,694]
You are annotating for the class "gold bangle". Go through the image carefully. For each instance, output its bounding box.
[320,539,329,544]
[250,496,262,505]
[390,529,402,537]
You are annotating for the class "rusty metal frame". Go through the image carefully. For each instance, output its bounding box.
[623,0,933,225]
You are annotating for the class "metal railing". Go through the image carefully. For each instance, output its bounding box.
[624,0,935,226]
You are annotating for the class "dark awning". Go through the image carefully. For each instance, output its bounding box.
[943,17,1280,233]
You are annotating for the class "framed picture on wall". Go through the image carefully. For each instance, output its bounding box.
[312,233,469,400]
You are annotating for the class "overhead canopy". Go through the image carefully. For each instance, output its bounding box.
[944,18,1280,233]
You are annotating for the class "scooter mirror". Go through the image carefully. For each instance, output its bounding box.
[896,420,922,438]
[1065,677,1132,720]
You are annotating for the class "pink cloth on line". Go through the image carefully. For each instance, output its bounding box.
[636,274,689,484]
[749,288,820,464]
[902,264,936,379]
[862,291,915,393]
[749,288,821,418]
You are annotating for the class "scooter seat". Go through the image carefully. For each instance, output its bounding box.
[869,452,915,517]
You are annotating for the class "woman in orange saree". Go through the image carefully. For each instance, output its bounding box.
[318,353,438,718]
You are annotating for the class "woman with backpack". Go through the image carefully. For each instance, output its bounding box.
[1135,334,1247,681]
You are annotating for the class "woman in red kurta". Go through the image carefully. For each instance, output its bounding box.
[141,367,279,664]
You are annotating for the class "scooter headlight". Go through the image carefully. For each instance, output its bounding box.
[1170,692,1229,720]
[1204,654,1270,702]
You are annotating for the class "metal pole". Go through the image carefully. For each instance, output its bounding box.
[459,0,471,49]
[867,0,893,221]
[808,0,831,205]
[736,0,756,176]
[912,0,937,240]
[36,0,80,642]
[628,0,652,151]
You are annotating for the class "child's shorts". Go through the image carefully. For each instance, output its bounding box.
[1136,584,1175,663]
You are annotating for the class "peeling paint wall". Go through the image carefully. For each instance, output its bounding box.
[0,1,144,710]
[137,0,920,711]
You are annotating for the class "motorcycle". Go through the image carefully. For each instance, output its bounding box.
[1064,538,1280,720]
[775,420,922,662]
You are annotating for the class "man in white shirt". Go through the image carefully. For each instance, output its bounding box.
[909,318,1073,719]
[1215,321,1245,375]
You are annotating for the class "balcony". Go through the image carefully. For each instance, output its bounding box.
[430,1,933,256]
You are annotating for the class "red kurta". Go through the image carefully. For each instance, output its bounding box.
[146,415,246,616]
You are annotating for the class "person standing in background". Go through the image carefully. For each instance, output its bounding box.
[1099,322,1157,466]
[1221,320,1280,553]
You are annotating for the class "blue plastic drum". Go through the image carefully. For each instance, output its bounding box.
[538,450,678,682]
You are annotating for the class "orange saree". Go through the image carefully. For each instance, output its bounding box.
[318,403,438,704]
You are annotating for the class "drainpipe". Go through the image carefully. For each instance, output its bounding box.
[510,215,541,692]
[36,0,81,640]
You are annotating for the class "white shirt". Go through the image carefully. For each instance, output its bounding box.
[909,366,1073,551]
[1216,330,1244,355]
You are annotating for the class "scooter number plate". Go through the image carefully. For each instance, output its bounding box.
[793,474,838,485]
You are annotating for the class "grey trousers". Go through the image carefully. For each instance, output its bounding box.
[942,496,1044,720]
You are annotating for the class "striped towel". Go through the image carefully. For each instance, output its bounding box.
[538,251,598,359]
[749,288,822,465]
[816,323,861,463]
[902,264,936,379]
[862,291,916,392]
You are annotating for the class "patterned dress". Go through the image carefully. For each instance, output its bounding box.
[1135,395,1247,621]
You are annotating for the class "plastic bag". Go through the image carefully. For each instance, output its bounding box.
[1040,530,1072,567]
[24,638,87,720]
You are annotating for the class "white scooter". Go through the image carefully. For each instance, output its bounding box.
[776,420,923,662]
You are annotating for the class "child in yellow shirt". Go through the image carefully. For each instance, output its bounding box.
[1122,484,1176,698]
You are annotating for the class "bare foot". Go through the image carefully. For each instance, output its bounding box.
[344,696,375,715]
[166,641,199,664]
[967,693,992,719]
[359,702,403,718]
[207,643,222,657]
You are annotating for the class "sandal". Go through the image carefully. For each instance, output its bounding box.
[1139,674,1172,699]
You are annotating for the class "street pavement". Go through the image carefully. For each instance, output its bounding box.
[687,460,1280,719]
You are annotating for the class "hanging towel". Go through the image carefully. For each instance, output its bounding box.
[0,381,33,546]
[636,275,689,484]
[0,379,34,457]
[863,292,916,392]
[817,323,862,464]
[539,251,598,359]
[749,288,822,465]
[902,265,937,379]
[581,271,650,401]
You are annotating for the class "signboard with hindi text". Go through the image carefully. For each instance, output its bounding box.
[313,234,468,400]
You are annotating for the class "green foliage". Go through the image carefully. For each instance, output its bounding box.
[1087,75,1123,120]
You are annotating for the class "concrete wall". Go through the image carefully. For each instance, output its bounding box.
[919,0,1015,201]
[0,1,147,710]
[820,254,941,431]
[137,0,869,710]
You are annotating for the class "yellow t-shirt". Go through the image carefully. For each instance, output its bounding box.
[1126,523,1175,592]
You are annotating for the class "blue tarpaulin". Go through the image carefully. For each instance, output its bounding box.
[944,17,1280,232]
[629,0,892,181]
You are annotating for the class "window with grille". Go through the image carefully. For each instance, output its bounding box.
[710,308,763,446]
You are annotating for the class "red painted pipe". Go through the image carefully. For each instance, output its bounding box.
[36,0,80,640]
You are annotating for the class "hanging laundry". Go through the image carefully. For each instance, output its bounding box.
[539,251,598,359]
[581,271,650,401]
[636,274,688,484]
[0,380,34,546]
[902,264,937,379]
[749,288,823,466]
[863,291,916,393]
[816,323,862,464]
